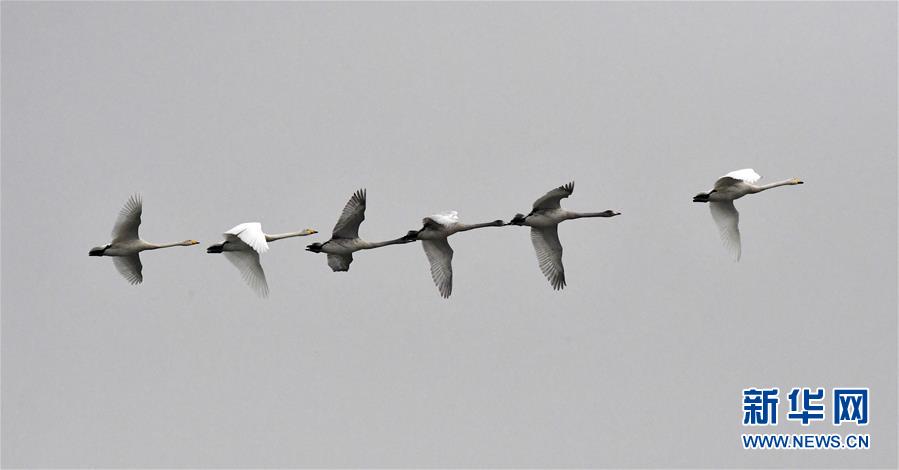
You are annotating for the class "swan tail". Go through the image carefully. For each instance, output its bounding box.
[693,192,711,203]
[206,243,224,254]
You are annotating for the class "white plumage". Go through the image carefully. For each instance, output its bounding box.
[723,168,762,184]
[225,222,270,254]
[694,169,803,261]
[89,194,200,285]
[208,223,318,297]
[427,211,460,226]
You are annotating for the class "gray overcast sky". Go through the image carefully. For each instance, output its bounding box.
[2,2,896,468]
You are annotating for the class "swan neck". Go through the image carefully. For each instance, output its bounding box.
[571,212,612,219]
[145,241,181,250]
[753,180,795,192]
[265,231,305,242]
[363,237,407,249]
[457,221,500,232]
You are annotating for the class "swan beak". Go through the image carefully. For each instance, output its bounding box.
[189,240,200,245]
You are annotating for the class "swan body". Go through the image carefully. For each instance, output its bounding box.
[402,210,505,298]
[693,168,803,260]
[89,194,199,285]
[508,182,620,290]
[306,189,412,272]
[206,223,317,297]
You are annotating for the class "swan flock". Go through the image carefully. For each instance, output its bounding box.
[90,172,803,297]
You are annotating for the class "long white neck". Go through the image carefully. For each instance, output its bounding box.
[567,211,618,219]
[455,221,502,233]
[145,241,190,250]
[750,179,801,193]
[361,237,409,250]
[265,231,310,242]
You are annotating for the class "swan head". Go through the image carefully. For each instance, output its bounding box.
[303,229,318,236]
[507,213,527,226]
[182,240,200,246]
[600,210,621,217]
[790,178,804,185]
[492,219,505,226]
[89,244,109,256]
[306,242,324,253]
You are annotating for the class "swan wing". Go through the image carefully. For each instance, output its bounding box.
[530,226,566,290]
[332,189,366,239]
[425,211,459,227]
[112,254,143,285]
[724,168,761,183]
[223,250,269,297]
[327,253,354,272]
[225,222,269,254]
[709,201,741,261]
[422,238,453,298]
[715,169,761,189]
[111,194,142,243]
[532,182,575,210]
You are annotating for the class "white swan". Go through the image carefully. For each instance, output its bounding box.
[306,189,413,272]
[401,211,505,298]
[693,169,803,260]
[89,194,199,285]
[508,182,620,290]
[206,223,317,297]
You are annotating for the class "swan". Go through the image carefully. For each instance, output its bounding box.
[507,182,620,290]
[693,168,803,261]
[306,189,413,272]
[89,194,199,285]
[401,211,505,298]
[207,223,317,297]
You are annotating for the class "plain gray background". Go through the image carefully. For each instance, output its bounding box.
[2,2,896,468]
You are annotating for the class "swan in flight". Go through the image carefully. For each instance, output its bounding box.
[693,168,803,261]
[507,182,620,290]
[89,194,199,285]
[207,223,317,297]
[401,211,505,298]
[306,189,413,272]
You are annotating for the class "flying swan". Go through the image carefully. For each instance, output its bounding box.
[693,168,803,261]
[89,194,199,285]
[401,211,505,298]
[508,182,620,290]
[207,223,318,297]
[306,189,412,272]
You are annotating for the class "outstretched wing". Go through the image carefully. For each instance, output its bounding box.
[709,201,741,261]
[223,251,269,297]
[422,238,454,298]
[715,168,761,189]
[532,182,575,210]
[724,168,761,183]
[111,194,142,243]
[332,189,366,239]
[530,226,566,290]
[425,211,459,227]
[112,254,143,285]
[327,253,354,272]
[225,222,269,254]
